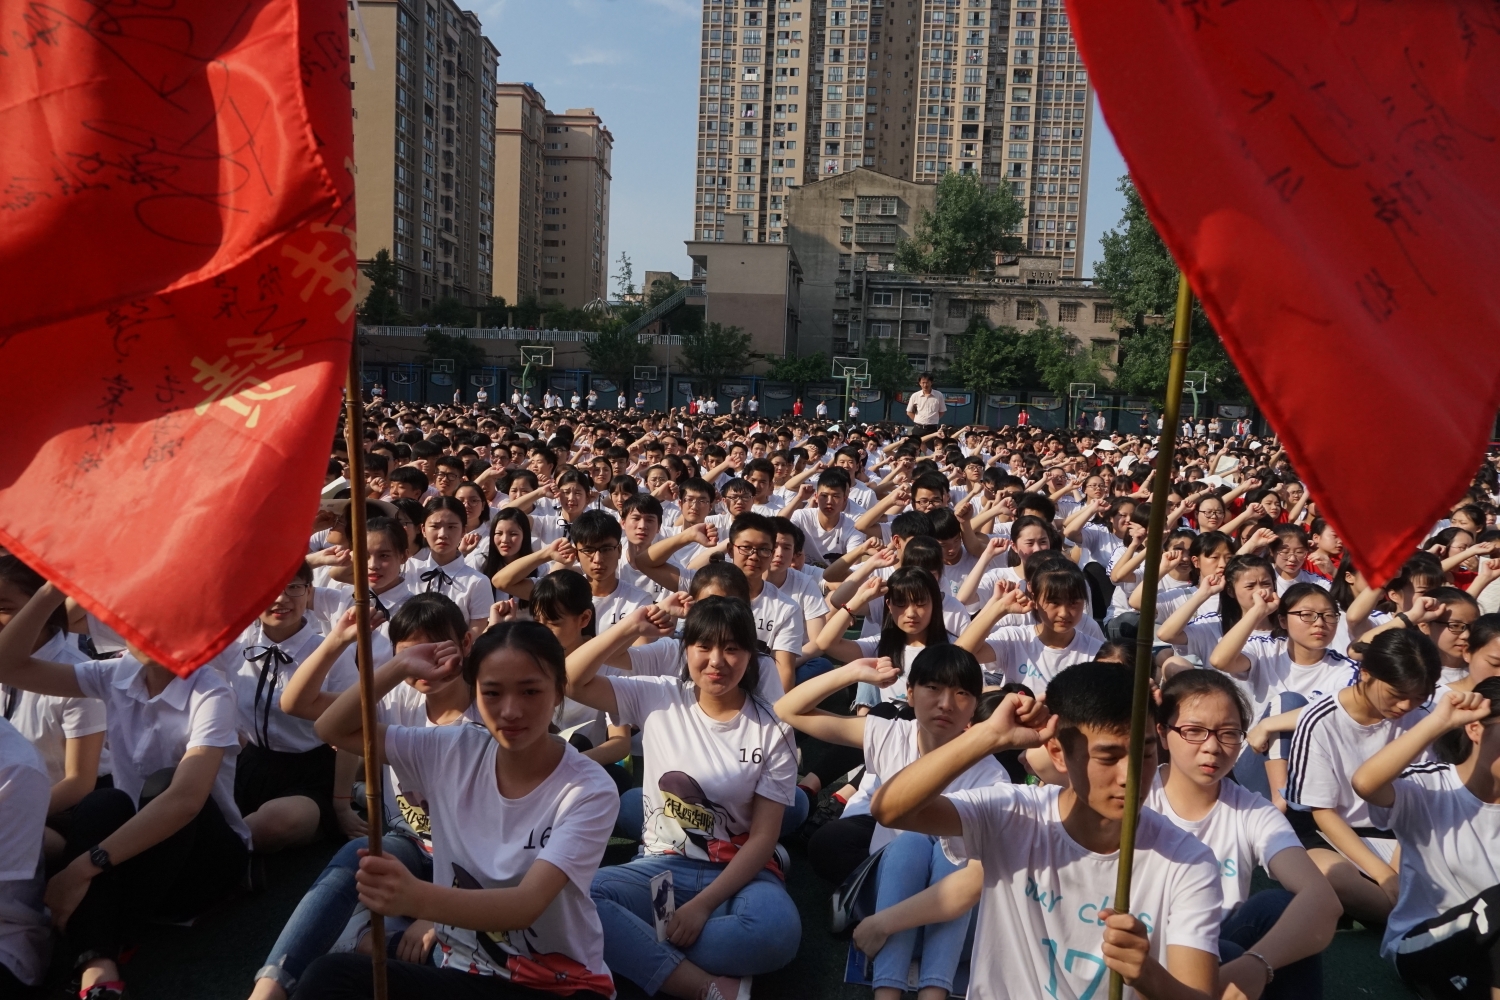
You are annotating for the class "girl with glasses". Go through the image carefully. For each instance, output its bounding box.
[1150,670,1340,1000]
[1287,629,1443,927]
[1211,583,1358,809]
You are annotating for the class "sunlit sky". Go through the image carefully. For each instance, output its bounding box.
[474,0,1131,290]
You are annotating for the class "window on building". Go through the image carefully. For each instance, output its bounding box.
[868,322,893,338]
[1058,302,1078,322]
[908,291,931,307]
[1094,303,1114,324]
[948,300,969,319]
[905,320,930,337]
[1016,300,1037,321]
[871,291,893,306]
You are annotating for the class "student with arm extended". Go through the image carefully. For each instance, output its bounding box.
[871,662,1223,1000]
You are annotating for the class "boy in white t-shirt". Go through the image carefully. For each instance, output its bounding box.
[871,661,1223,1000]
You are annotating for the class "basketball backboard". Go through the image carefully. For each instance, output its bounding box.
[633,365,660,381]
[432,358,455,373]
[521,346,555,367]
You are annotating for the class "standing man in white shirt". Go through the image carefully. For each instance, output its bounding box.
[815,398,829,420]
[906,372,946,433]
[617,391,627,410]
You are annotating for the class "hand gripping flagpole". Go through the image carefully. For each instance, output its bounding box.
[342,344,389,1000]
[1108,273,1193,1000]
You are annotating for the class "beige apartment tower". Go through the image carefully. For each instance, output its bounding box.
[495,94,614,309]
[694,0,1091,278]
[350,0,500,312]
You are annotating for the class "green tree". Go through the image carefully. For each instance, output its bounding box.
[357,249,407,326]
[944,320,1032,396]
[646,274,684,307]
[679,322,752,379]
[865,338,918,420]
[1026,322,1112,397]
[766,352,829,388]
[1097,177,1247,401]
[511,296,545,329]
[413,296,472,327]
[419,329,487,372]
[584,327,654,386]
[477,295,509,328]
[614,251,635,299]
[895,172,1025,276]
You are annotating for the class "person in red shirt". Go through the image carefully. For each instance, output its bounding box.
[1016,407,1030,428]
[792,398,804,417]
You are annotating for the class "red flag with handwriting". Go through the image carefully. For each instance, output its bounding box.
[1068,0,1500,584]
[0,0,355,675]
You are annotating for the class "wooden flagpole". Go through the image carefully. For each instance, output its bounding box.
[342,343,388,1000]
[1108,273,1193,1000]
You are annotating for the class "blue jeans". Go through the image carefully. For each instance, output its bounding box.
[796,656,837,685]
[590,854,801,994]
[255,835,432,994]
[614,787,809,842]
[872,832,973,993]
[1219,889,1322,1000]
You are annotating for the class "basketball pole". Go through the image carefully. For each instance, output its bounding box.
[342,344,389,1000]
[1108,273,1192,1000]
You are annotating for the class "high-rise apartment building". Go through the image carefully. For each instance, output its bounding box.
[693,0,1091,278]
[350,0,499,313]
[494,94,614,309]
[493,83,547,305]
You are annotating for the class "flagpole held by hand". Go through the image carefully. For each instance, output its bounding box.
[343,345,388,1000]
[1109,273,1192,1000]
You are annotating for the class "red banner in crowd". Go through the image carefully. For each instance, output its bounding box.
[1068,0,1500,584]
[0,0,355,675]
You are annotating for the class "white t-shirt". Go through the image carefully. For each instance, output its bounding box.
[1286,692,1431,830]
[384,726,617,994]
[218,619,359,754]
[375,682,485,847]
[768,567,829,623]
[3,631,105,785]
[1145,766,1301,915]
[1077,523,1124,570]
[1368,763,1500,961]
[972,565,1026,610]
[982,626,1103,691]
[608,676,796,868]
[626,639,785,703]
[0,719,49,986]
[593,578,654,632]
[863,716,1008,854]
[947,784,1222,1000]
[790,508,867,564]
[1236,636,1359,722]
[750,581,807,658]
[849,636,935,703]
[1275,571,1327,594]
[404,551,494,621]
[940,550,978,604]
[73,655,251,847]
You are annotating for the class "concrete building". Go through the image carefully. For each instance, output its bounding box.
[691,0,1093,279]
[861,261,1118,369]
[350,0,500,312]
[539,107,613,308]
[686,241,803,359]
[492,83,547,306]
[784,168,935,355]
[493,94,613,310]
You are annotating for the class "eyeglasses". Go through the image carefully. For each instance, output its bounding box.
[1286,610,1339,625]
[724,493,753,502]
[434,471,460,480]
[283,583,311,597]
[460,497,484,507]
[1438,620,1471,635]
[577,545,619,557]
[733,543,774,558]
[1168,725,1246,748]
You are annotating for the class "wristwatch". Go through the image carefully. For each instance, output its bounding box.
[88,845,113,873]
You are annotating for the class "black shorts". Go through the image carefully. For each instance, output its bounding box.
[1395,883,1500,998]
[234,741,339,840]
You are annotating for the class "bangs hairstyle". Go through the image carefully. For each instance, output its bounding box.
[878,567,949,663]
[389,592,467,646]
[1030,562,1088,608]
[1219,554,1274,635]
[908,644,983,699]
[689,562,751,602]
[1272,582,1337,638]
[422,495,467,526]
[570,509,623,550]
[0,555,69,637]
[1006,514,1060,565]
[1348,627,1441,702]
[1046,660,1136,742]
[679,596,763,699]
[1155,668,1250,730]
[1468,613,1500,656]
[890,511,936,541]
[463,620,567,700]
[899,536,944,577]
[529,570,595,636]
[481,508,534,578]
[366,516,410,559]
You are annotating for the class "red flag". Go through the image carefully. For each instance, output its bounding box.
[0,0,355,675]
[1068,0,1500,584]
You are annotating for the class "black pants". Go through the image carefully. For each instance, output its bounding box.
[807,813,877,886]
[292,953,613,1000]
[1395,883,1500,999]
[0,961,39,999]
[61,767,248,962]
[1083,562,1114,621]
